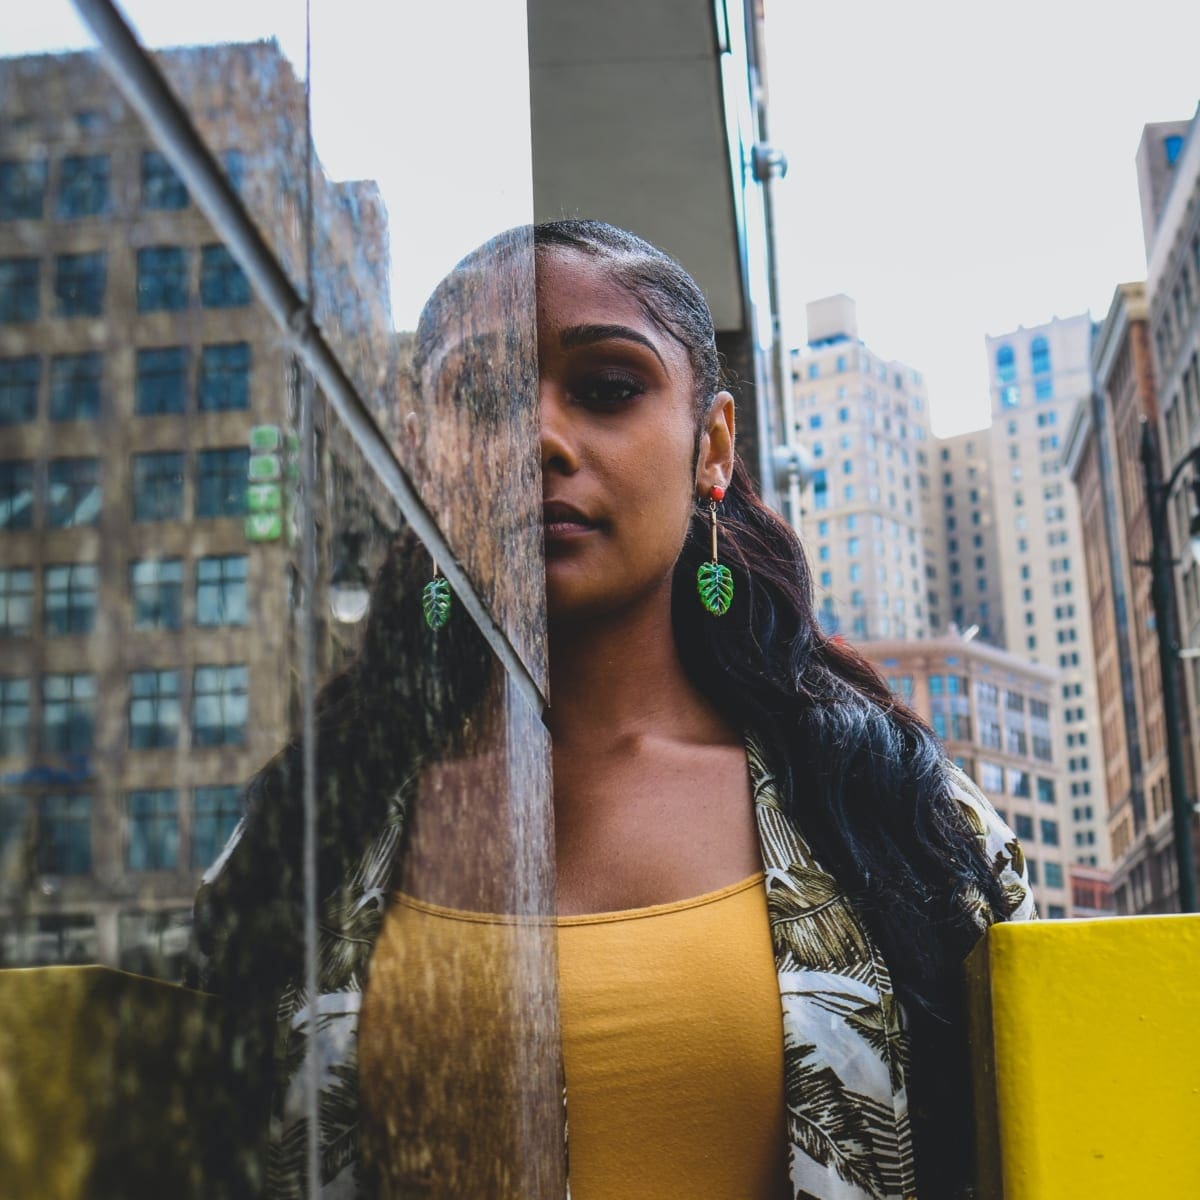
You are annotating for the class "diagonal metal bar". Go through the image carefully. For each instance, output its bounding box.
[71,0,546,719]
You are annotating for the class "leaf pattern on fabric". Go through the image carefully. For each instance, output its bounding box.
[808,989,906,1094]
[196,730,1034,1199]
[784,1040,888,1198]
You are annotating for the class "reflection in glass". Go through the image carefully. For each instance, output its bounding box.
[195,554,247,626]
[191,664,247,747]
[131,558,183,629]
[132,450,184,520]
[127,789,180,870]
[41,672,95,754]
[0,257,39,323]
[46,456,100,526]
[44,562,97,635]
[129,669,181,749]
[135,346,188,415]
[0,356,40,424]
[54,250,107,316]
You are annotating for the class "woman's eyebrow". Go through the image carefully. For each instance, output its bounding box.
[559,323,668,373]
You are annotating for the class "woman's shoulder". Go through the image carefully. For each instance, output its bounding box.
[943,759,1038,924]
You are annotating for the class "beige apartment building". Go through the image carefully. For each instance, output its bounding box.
[791,295,936,641]
[0,45,391,975]
[1066,282,1185,913]
[982,315,1108,870]
[932,430,1004,647]
[864,636,1071,917]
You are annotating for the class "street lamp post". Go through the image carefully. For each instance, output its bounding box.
[1138,418,1200,913]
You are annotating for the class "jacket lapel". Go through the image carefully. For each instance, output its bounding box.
[747,736,918,1200]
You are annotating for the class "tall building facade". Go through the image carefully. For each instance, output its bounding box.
[0,45,391,974]
[1136,107,1200,906]
[933,430,1004,646]
[1065,283,1183,912]
[983,316,1109,869]
[791,295,936,641]
[863,637,1071,916]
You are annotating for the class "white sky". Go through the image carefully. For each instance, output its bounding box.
[11,0,1200,436]
[764,0,1200,434]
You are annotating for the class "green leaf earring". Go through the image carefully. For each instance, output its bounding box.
[697,485,733,616]
[422,561,451,630]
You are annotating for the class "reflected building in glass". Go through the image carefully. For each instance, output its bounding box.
[0,43,393,978]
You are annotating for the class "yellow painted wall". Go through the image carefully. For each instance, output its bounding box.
[966,914,1200,1198]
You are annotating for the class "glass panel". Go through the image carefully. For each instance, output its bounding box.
[1,3,558,1196]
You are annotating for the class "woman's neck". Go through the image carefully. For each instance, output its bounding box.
[545,586,734,754]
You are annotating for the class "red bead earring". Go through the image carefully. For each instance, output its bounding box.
[697,483,733,616]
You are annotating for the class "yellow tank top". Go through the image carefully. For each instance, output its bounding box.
[359,873,789,1199]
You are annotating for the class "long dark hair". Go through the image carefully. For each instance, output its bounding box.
[535,220,1010,1197]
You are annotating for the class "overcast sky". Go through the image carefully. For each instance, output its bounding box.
[13,0,1200,436]
[764,0,1200,434]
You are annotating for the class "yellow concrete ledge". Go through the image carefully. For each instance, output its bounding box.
[966,914,1200,1198]
[0,966,222,1200]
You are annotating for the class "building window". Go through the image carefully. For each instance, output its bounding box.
[137,246,189,312]
[1014,813,1035,841]
[812,469,827,511]
[193,664,248,747]
[1039,818,1060,846]
[126,790,180,870]
[131,558,183,631]
[192,786,241,868]
[0,568,33,637]
[1036,777,1055,805]
[0,159,47,220]
[42,672,95,754]
[198,343,251,411]
[1035,379,1054,401]
[0,257,39,323]
[196,448,248,518]
[199,245,251,307]
[819,569,833,589]
[1043,861,1064,888]
[222,149,246,192]
[44,563,97,636]
[129,669,181,750]
[0,356,38,426]
[132,452,185,521]
[0,460,34,530]
[37,794,92,875]
[54,252,106,317]
[141,151,188,210]
[996,344,1016,384]
[56,155,109,217]
[46,458,100,528]
[1165,134,1184,166]
[1030,336,1051,376]
[0,678,30,756]
[135,347,187,415]
[196,554,248,627]
[49,352,102,421]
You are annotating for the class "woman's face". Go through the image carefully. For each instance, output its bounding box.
[536,247,734,623]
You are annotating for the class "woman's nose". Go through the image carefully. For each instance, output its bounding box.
[539,385,578,473]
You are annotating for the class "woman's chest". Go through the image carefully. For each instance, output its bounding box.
[552,740,762,915]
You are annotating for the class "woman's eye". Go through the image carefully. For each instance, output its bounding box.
[574,374,643,408]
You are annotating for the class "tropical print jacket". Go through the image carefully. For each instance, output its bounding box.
[193,736,1035,1200]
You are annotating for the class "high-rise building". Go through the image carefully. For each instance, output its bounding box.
[0,44,392,975]
[1065,282,1184,913]
[1134,107,1200,906]
[791,295,936,641]
[983,315,1109,870]
[932,431,1003,646]
[863,636,1072,916]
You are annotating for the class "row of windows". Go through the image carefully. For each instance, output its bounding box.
[0,665,248,757]
[1154,235,1200,372]
[975,760,1057,804]
[0,151,242,222]
[2,786,241,876]
[0,448,250,528]
[0,244,250,323]
[0,343,251,423]
[995,337,1053,384]
[0,555,247,636]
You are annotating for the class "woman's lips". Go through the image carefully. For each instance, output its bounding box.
[543,501,597,541]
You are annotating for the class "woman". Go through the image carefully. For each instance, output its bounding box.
[192,221,1034,1200]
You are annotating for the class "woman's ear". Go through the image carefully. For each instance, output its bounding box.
[695,390,736,494]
